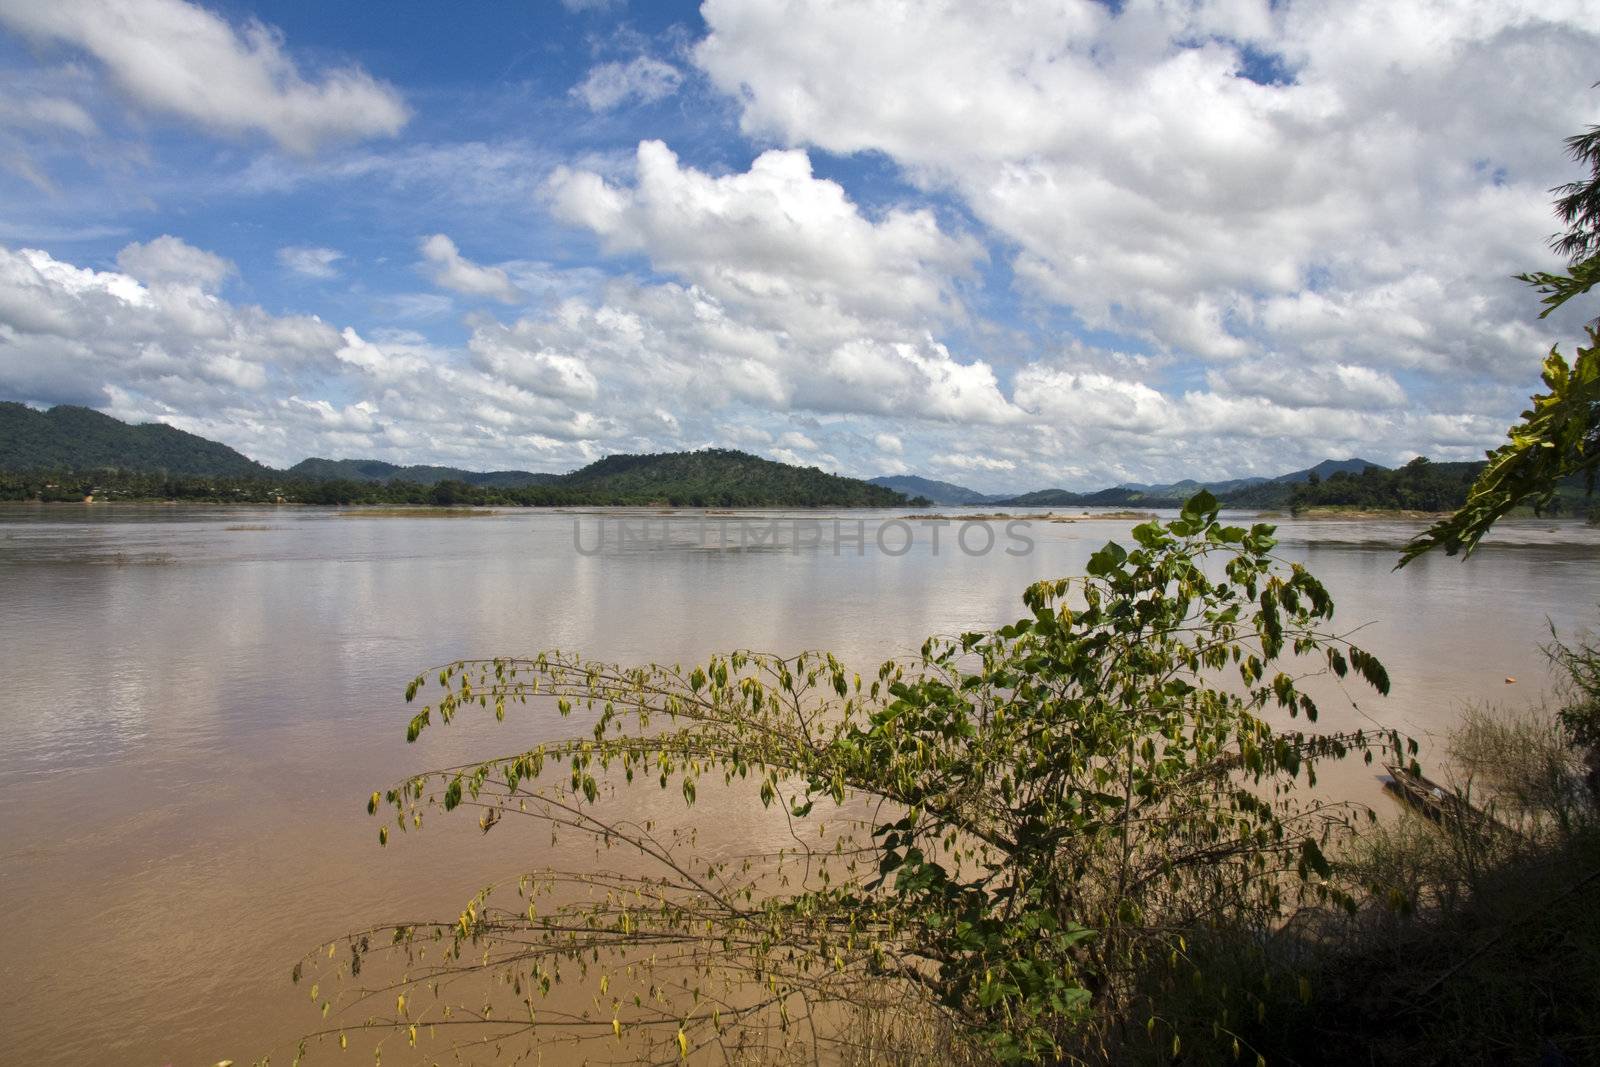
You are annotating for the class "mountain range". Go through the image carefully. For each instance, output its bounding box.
[3,402,1402,510]
[0,404,909,507]
[871,458,1387,509]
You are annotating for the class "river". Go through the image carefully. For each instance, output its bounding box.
[0,504,1595,1065]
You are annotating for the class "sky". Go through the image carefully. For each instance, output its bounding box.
[0,0,1597,492]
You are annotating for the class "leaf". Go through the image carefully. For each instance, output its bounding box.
[1181,489,1218,518]
[1085,541,1127,577]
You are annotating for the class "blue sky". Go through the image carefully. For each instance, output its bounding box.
[0,0,1596,491]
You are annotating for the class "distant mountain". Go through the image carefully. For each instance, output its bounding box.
[868,475,999,506]
[288,457,559,488]
[999,486,1147,508]
[563,449,908,507]
[988,458,1393,510]
[0,402,270,477]
[1127,475,1270,496]
[1275,458,1387,484]
[1222,459,1389,508]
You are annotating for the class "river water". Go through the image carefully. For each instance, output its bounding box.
[0,505,1596,1065]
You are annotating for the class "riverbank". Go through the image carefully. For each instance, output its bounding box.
[902,510,1160,522]
[1291,506,1452,520]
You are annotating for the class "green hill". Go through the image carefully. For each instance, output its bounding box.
[287,457,559,488]
[1286,457,1484,511]
[562,449,909,507]
[0,402,269,477]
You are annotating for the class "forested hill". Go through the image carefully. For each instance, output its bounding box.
[562,449,908,507]
[1286,457,1487,511]
[0,402,270,477]
[287,458,559,488]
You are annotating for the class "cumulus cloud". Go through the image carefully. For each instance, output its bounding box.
[693,0,1600,396]
[777,430,817,451]
[549,140,983,331]
[541,141,1022,425]
[277,245,344,280]
[1206,360,1408,411]
[0,243,337,414]
[115,235,234,289]
[573,56,684,111]
[419,234,523,303]
[0,0,408,153]
[468,318,601,402]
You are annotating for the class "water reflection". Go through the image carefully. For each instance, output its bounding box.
[0,506,1596,1064]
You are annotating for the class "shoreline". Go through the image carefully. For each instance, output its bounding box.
[1290,507,1453,521]
[0,499,922,513]
[902,510,1160,523]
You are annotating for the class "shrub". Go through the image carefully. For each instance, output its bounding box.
[297,495,1401,1065]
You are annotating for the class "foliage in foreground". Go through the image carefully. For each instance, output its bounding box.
[1404,121,1600,563]
[295,495,1403,1065]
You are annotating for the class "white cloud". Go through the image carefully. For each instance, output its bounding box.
[934,453,1016,473]
[0,0,408,153]
[542,141,1022,426]
[693,0,1600,398]
[0,244,338,415]
[1206,360,1408,411]
[573,57,684,111]
[115,235,234,289]
[468,318,600,402]
[418,234,523,303]
[0,95,97,136]
[277,245,344,280]
[548,140,983,331]
[777,430,817,451]
[873,432,903,455]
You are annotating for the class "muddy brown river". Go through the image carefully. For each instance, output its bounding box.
[1,505,1596,1065]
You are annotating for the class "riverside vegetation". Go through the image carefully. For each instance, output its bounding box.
[297,496,1417,1065]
